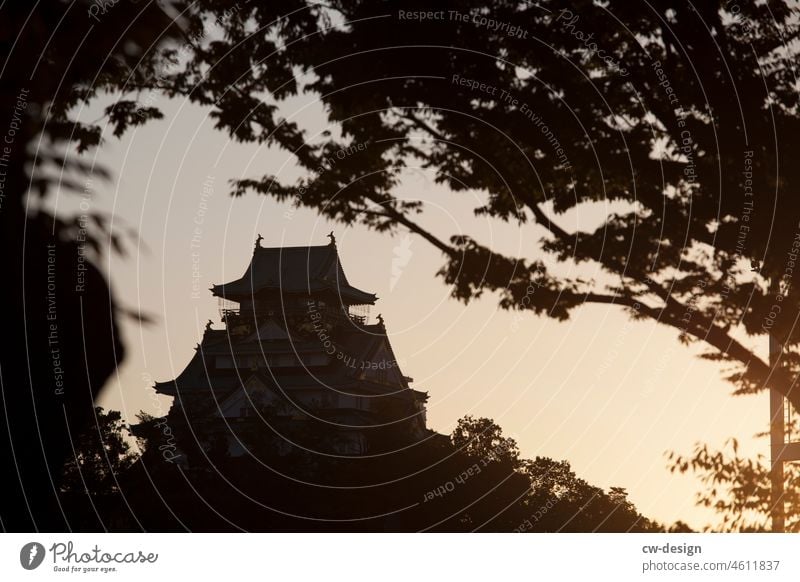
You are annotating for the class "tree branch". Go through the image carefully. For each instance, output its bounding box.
[401,111,448,142]
[359,204,456,257]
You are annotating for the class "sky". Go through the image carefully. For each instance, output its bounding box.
[46,93,772,531]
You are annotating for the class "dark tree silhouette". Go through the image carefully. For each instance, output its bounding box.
[59,408,139,531]
[6,0,795,532]
[452,415,520,464]
[61,408,138,496]
[668,435,800,532]
[146,1,800,413]
[118,412,659,532]
[0,1,184,531]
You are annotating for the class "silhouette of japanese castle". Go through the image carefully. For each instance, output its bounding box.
[135,234,429,460]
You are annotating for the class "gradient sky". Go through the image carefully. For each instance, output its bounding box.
[45,93,773,531]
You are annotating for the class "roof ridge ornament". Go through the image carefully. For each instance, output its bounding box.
[376,313,385,327]
[255,233,264,251]
[327,231,336,246]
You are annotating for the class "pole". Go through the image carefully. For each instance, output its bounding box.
[769,334,785,533]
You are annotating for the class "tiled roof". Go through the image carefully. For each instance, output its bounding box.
[211,242,376,304]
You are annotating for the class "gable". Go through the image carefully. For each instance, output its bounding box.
[244,318,289,342]
[358,340,405,387]
[217,375,283,418]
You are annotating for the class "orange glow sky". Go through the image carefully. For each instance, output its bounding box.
[47,95,772,531]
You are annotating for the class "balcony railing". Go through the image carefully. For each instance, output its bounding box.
[220,306,368,326]
[220,308,240,319]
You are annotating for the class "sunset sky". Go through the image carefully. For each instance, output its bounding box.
[46,94,771,531]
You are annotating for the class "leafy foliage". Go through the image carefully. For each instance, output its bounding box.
[61,408,138,496]
[8,0,799,531]
[119,0,800,413]
[0,1,191,530]
[121,412,660,532]
[667,438,800,532]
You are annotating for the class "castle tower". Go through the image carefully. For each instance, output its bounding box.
[134,235,429,460]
